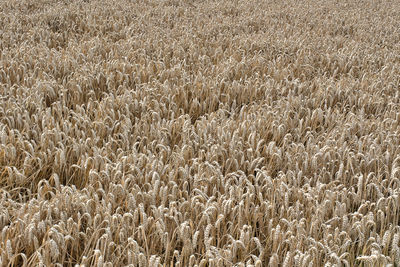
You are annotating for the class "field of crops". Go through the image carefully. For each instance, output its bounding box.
[0,0,399,266]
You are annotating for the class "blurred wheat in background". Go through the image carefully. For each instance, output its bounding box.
[0,0,399,266]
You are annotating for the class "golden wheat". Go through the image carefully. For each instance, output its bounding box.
[0,0,399,266]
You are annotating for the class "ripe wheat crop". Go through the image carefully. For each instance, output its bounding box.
[0,0,399,266]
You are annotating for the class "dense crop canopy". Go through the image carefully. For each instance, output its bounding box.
[0,0,399,266]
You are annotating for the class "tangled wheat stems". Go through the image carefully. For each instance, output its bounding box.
[0,0,399,266]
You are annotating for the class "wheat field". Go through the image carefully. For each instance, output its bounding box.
[0,0,399,266]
